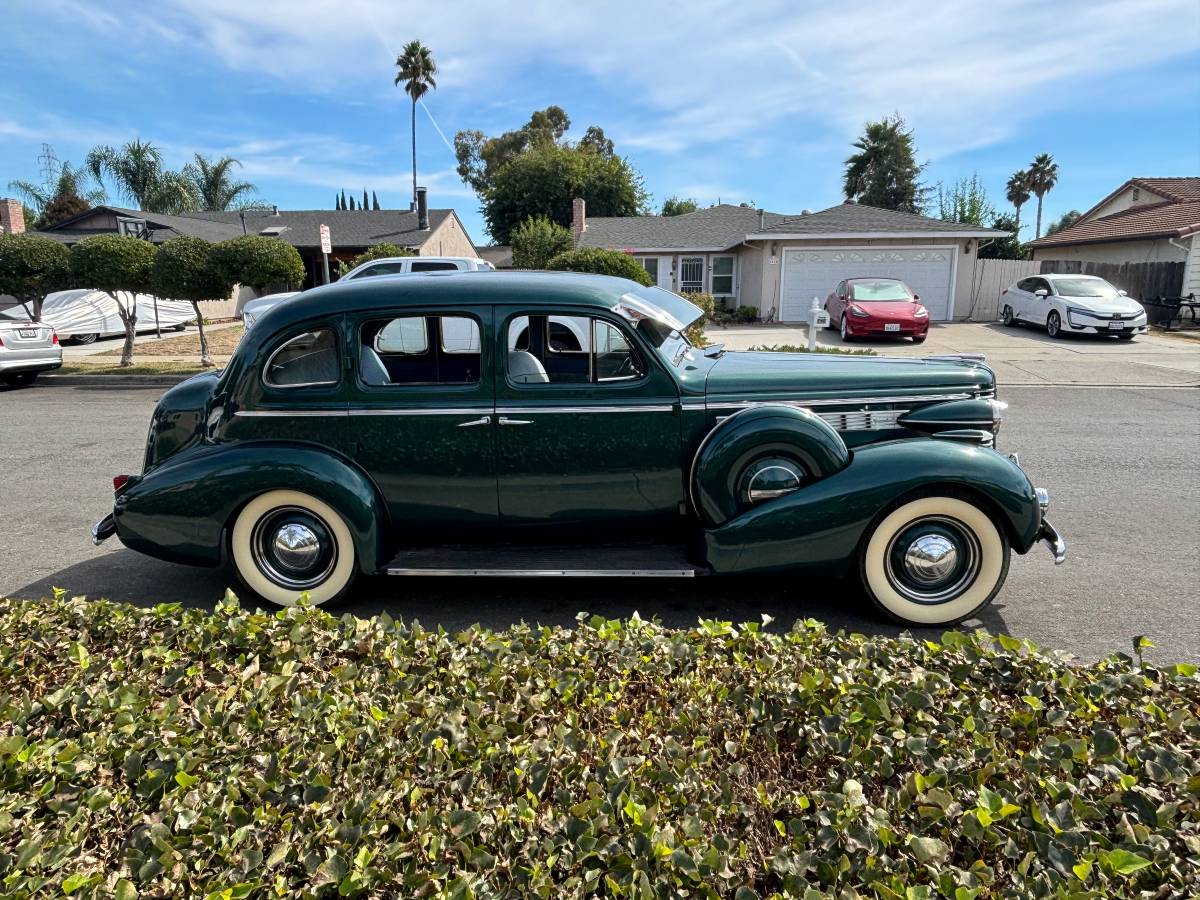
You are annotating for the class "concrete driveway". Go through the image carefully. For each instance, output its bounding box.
[712,323,1200,387]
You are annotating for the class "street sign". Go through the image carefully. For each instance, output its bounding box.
[319,224,332,255]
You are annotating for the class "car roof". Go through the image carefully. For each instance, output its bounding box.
[1043,273,1102,281]
[846,276,907,283]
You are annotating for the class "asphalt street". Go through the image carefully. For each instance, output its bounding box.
[1,382,1197,663]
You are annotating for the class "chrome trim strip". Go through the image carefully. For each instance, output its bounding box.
[386,566,697,577]
[234,409,347,418]
[346,407,493,417]
[457,416,491,428]
[495,405,675,414]
[706,392,976,410]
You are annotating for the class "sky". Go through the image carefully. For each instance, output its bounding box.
[3,0,1199,246]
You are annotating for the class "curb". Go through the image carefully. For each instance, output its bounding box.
[42,374,194,387]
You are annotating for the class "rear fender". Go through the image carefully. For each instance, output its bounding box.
[691,405,850,527]
[114,441,386,573]
[704,439,1040,575]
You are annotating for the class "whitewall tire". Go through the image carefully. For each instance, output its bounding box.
[230,490,357,607]
[860,496,1009,626]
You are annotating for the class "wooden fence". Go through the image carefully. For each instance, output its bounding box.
[959,258,1187,322]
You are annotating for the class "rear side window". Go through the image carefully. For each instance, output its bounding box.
[351,262,406,279]
[410,261,460,272]
[265,329,340,387]
[360,315,481,386]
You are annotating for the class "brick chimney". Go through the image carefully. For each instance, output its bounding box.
[0,198,25,235]
[571,197,586,245]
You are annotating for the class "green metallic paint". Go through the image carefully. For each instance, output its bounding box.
[143,371,222,471]
[898,398,1000,432]
[691,405,850,527]
[114,442,385,572]
[703,439,1041,576]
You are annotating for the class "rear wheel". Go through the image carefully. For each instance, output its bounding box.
[822,305,835,330]
[72,333,99,345]
[1001,305,1015,326]
[1046,311,1062,338]
[859,495,1010,626]
[230,490,357,607]
[173,323,187,332]
[1,372,37,388]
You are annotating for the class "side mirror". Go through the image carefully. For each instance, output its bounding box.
[1034,289,1049,297]
[1118,289,1128,296]
[912,294,920,301]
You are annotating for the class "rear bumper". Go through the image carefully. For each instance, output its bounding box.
[0,354,62,374]
[91,512,117,546]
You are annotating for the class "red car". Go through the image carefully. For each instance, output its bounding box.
[824,277,930,344]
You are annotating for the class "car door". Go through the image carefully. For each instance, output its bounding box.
[343,305,497,545]
[1010,277,1037,320]
[493,306,684,541]
[827,280,846,319]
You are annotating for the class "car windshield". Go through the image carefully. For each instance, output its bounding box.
[850,280,912,301]
[1053,278,1118,298]
[617,286,703,368]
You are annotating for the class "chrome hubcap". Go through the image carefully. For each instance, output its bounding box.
[272,523,321,572]
[250,506,337,590]
[903,534,958,583]
[884,515,981,605]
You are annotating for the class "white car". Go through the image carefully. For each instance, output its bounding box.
[1000,274,1148,340]
[1,290,195,344]
[242,257,496,331]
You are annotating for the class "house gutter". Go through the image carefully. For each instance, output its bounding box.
[743,230,1003,241]
[1167,235,1193,256]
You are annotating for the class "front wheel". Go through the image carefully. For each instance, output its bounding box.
[840,315,852,342]
[230,490,357,607]
[1117,332,1135,341]
[912,334,927,344]
[1046,310,1062,338]
[859,495,1010,626]
[1,372,37,388]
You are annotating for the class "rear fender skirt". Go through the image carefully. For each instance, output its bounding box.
[691,405,850,528]
[703,439,1041,575]
[114,441,386,573]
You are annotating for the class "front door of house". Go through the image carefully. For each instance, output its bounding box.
[679,257,705,293]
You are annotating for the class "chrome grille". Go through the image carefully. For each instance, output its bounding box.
[818,409,904,431]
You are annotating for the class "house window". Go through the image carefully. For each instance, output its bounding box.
[639,257,659,282]
[711,256,735,296]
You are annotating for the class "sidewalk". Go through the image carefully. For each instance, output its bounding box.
[710,322,1200,387]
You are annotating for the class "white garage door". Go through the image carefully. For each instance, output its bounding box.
[779,247,956,322]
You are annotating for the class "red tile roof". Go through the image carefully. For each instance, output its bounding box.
[1132,177,1200,203]
[1031,182,1200,249]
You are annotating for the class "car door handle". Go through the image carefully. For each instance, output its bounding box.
[498,416,532,426]
[457,415,491,428]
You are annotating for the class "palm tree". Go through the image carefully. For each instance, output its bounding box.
[183,154,257,211]
[1027,153,1060,239]
[1005,169,1031,240]
[842,115,924,213]
[8,143,106,220]
[394,40,438,208]
[86,139,201,214]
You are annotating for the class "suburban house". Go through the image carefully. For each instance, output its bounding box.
[572,198,1004,322]
[1029,177,1200,300]
[25,187,477,292]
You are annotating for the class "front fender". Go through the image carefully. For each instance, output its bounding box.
[114,441,386,573]
[704,439,1040,575]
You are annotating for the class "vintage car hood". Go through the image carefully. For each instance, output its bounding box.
[703,351,994,404]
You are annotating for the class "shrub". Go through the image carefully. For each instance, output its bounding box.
[510,216,572,269]
[748,343,877,356]
[69,234,158,366]
[212,235,305,292]
[334,242,414,279]
[682,290,715,346]
[0,232,70,319]
[545,247,653,285]
[2,594,1197,898]
[151,237,234,367]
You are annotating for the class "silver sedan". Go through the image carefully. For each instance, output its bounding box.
[0,316,62,387]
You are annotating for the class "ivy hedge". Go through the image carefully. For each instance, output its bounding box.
[1,595,1197,899]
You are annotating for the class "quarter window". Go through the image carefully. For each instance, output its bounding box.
[360,315,481,386]
[711,255,735,296]
[410,261,460,272]
[265,329,340,388]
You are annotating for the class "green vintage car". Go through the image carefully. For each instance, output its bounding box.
[91,271,1065,626]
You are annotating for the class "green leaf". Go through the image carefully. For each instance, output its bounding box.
[175,770,199,790]
[1093,727,1119,758]
[1102,849,1152,875]
[68,642,90,669]
[62,873,91,894]
[908,836,949,864]
[998,633,1022,652]
[449,809,481,838]
[1072,859,1093,881]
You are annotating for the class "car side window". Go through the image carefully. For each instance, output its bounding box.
[409,261,460,272]
[264,329,340,388]
[1016,277,1035,292]
[359,315,481,386]
[351,262,406,279]
[506,314,645,385]
[836,280,846,298]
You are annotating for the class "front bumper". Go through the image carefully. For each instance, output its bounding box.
[91,512,117,546]
[846,320,928,337]
[1037,518,1066,564]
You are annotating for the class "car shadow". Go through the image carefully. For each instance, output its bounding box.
[976,321,1141,346]
[9,548,1013,642]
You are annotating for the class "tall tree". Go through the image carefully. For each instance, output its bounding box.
[842,115,925,213]
[978,213,1027,260]
[482,143,648,243]
[394,40,438,208]
[363,188,369,210]
[69,234,157,367]
[454,106,572,195]
[335,193,340,210]
[936,173,994,226]
[182,154,258,211]
[510,216,573,269]
[1027,153,1060,239]
[661,196,699,216]
[86,139,199,214]
[349,196,356,210]
[372,191,381,210]
[0,233,71,320]
[1005,169,1031,240]
[1044,209,1082,236]
[8,143,106,227]
[151,236,233,367]
[340,189,348,211]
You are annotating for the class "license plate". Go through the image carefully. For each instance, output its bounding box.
[18,329,37,339]
[884,323,901,332]
[1107,321,1124,330]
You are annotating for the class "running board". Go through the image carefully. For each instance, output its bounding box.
[385,544,705,577]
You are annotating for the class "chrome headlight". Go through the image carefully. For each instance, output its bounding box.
[989,399,1007,434]
[1035,488,1050,516]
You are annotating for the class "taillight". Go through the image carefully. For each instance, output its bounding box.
[51,331,60,345]
[113,475,131,492]
[0,334,5,347]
